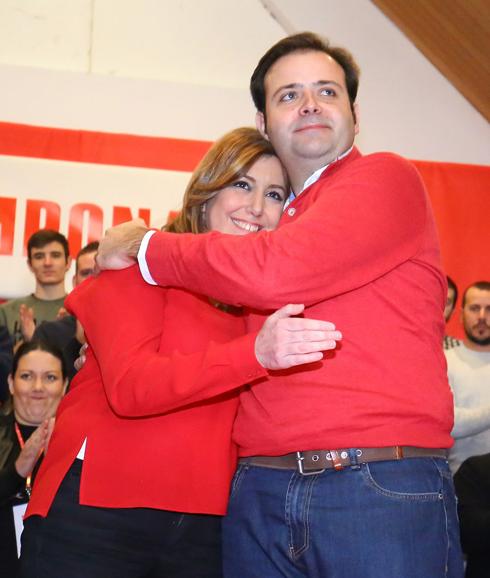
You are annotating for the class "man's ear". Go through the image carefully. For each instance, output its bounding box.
[353,102,360,135]
[26,258,34,274]
[256,111,269,140]
[65,255,73,272]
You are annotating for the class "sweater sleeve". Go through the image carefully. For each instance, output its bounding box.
[143,154,428,309]
[452,406,490,439]
[66,268,266,418]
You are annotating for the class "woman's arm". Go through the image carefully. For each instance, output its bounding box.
[68,268,339,418]
[67,267,264,418]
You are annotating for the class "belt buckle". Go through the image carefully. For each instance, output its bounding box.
[296,451,326,476]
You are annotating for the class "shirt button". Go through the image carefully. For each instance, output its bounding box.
[287,208,296,217]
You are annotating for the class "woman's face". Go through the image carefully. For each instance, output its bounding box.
[8,350,66,426]
[206,155,287,235]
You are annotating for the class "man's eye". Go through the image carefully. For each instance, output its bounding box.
[321,88,336,97]
[233,180,250,190]
[280,92,296,102]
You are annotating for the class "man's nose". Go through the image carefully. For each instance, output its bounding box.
[300,92,321,115]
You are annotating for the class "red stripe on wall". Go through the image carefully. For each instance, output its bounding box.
[0,121,212,172]
[412,159,490,338]
[1,121,488,338]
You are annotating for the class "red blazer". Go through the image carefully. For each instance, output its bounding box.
[26,267,265,517]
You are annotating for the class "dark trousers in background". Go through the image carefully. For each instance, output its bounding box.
[19,460,223,578]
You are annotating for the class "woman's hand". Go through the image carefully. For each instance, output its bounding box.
[14,420,49,478]
[19,304,36,342]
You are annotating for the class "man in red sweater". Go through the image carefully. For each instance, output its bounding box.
[97,33,463,578]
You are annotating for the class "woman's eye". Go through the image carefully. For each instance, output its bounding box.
[46,374,58,382]
[233,180,250,190]
[19,372,32,380]
[267,190,285,202]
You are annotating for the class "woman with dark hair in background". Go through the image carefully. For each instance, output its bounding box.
[0,340,67,577]
[20,128,340,578]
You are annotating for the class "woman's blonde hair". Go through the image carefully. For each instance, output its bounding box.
[165,127,284,234]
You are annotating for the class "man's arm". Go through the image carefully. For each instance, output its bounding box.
[97,154,428,309]
[451,406,490,439]
[68,267,341,418]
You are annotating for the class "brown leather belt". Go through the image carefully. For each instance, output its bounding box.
[239,446,448,476]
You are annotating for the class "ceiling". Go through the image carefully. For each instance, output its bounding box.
[371,0,490,122]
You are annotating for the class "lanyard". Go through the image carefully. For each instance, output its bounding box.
[14,422,42,497]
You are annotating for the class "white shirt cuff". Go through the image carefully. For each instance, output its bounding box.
[137,230,158,285]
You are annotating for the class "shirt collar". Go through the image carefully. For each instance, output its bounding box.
[284,145,354,209]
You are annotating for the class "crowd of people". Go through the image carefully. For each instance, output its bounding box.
[0,31,488,578]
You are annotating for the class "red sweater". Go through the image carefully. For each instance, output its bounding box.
[143,148,454,456]
[26,267,265,518]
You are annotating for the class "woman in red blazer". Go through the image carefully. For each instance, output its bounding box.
[20,127,339,578]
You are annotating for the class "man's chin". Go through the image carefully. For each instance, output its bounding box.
[39,278,63,286]
[466,333,490,347]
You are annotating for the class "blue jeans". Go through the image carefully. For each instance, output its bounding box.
[222,458,464,578]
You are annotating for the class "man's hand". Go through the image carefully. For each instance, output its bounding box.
[15,420,49,478]
[74,342,88,372]
[75,320,86,345]
[56,307,69,320]
[96,219,150,271]
[19,304,36,342]
[255,304,342,370]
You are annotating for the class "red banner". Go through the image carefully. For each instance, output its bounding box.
[1,121,488,337]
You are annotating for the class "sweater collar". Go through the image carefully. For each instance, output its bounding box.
[285,146,361,208]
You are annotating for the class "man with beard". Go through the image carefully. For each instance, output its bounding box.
[447,281,490,474]
[444,275,462,349]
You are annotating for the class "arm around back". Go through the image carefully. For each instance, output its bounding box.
[143,153,428,309]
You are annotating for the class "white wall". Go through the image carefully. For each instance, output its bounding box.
[0,0,488,161]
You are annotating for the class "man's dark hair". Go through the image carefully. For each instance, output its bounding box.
[27,229,70,262]
[462,281,490,307]
[76,241,99,272]
[250,32,360,116]
[447,275,458,304]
